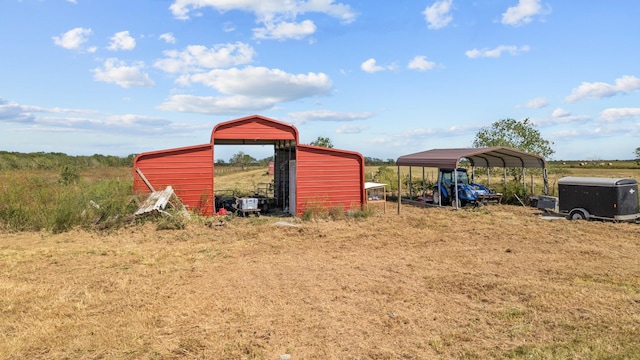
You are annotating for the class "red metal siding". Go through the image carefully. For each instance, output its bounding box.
[133,144,214,215]
[211,115,298,142]
[132,115,365,217]
[296,145,365,215]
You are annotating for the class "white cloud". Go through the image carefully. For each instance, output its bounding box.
[552,108,570,117]
[154,42,255,73]
[157,94,275,114]
[407,56,436,71]
[0,98,36,123]
[223,22,236,32]
[518,96,548,109]
[465,45,530,58]
[103,114,171,127]
[0,98,201,135]
[253,19,317,40]
[565,75,640,102]
[501,0,549,26]
[184,66,332,99]
[92,58,155,88]
[37,114,205,135]
[67,0,78,4]
[361,58,396,73]
[336,124,369,134]
[159,33,176,44]
[107,31,136,51]
[393,124,481,141]
[160,66,332,114]
[531,112,591,127]
[361,58,383,73]
[365,123,483,150]
[287,110,373,124]
[52,27,92,50]
[600,107,640,122]
[423,0,453,30]
[169,0,356,24]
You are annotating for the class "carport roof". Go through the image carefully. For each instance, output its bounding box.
[396,147,546,169]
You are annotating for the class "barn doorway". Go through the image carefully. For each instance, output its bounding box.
[213,140,297,215]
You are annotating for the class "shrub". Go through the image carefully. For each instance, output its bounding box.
[498,181,527,205]
[328,205,345,220]
[155,211,187,231]
[58,165,80,185]
[372,166,396,191]
[301,200,326,221]
[346,205,374,219]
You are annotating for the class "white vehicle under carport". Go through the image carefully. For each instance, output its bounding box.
[554,176,640,221]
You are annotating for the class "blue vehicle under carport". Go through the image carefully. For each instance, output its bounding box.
[396,147,546,212]
[433,168,502,206]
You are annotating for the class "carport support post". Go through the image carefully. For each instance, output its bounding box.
[409,167,413,200]
[397,166,401,215]
[522,167,526,193]
[454,168,459,209]
[422,168,426,197]
[503,167,507,188]
[531,174,535,195]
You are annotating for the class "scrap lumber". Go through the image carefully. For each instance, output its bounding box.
[135,186,181,216]
[135,167,156,192]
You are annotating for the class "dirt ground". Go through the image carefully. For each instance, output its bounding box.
[1,204,640,359]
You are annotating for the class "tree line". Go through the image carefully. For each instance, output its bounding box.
[0,151,136,170]
[4,120,637,170]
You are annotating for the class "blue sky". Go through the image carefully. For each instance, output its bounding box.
[1,0,639,162]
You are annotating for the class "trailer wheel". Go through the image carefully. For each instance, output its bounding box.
[569,209,588,221]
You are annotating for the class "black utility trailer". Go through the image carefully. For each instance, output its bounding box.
[557,176,639,221]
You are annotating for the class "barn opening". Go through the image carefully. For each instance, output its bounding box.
[210,115,300,215]
[212,140,297,215]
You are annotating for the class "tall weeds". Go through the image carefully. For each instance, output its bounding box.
[0,168,135,233]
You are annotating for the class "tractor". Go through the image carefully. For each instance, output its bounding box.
[432,168,501,206]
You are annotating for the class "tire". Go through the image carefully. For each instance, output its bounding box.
[569,209,587,221]
[433,189,440,205]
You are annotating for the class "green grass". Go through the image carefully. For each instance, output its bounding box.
[0,167,136,233]
[3,162,639,233]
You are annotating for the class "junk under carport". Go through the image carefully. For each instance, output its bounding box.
[395,147,548,213]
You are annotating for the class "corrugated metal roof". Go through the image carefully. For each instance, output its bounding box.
[211,114,298,145]
[396,147,546,168]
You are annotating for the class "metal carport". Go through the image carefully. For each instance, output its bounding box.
[395,147,548,212]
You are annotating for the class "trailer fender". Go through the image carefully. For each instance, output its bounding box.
[568,208,589,221]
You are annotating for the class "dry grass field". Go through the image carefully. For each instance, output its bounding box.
[1,165,640,359]
[2,205,640,359]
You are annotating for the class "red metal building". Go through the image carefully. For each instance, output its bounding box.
[133,115,365,216]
